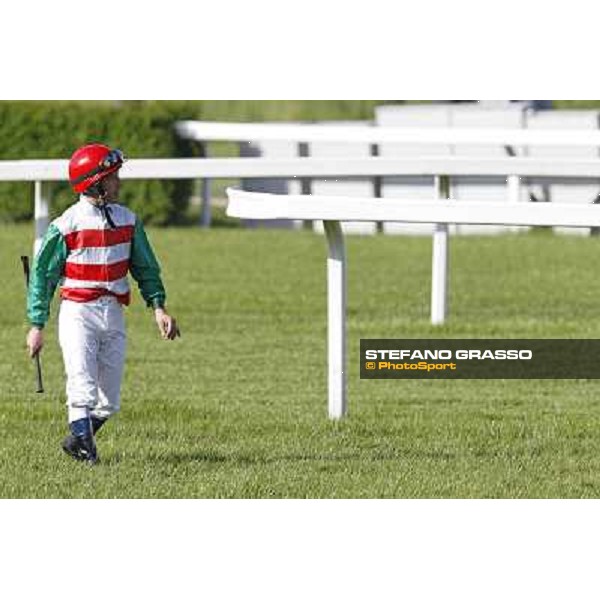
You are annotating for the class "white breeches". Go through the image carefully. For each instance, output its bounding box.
[58,296,126,423]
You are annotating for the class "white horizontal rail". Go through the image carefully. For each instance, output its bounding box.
[226,188,600,228]
[176,120,600,147]
[4,157,600,181]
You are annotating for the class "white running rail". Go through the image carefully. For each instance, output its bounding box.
[226,187,600,419]
[176,121,600,147]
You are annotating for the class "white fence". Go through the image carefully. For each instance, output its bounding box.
[2,154,600,252]
[4,156,600,181]
[175,120,600,146]
[226,188,600,419]
[175,119,600,231]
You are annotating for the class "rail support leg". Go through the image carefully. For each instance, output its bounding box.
[507,174,520,204]
[323,220,347,420]
[431,175,449,325]
[200,178,212,228]
[34,181,49,257]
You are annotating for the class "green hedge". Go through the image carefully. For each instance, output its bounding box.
[0,101,202,224]
[0,101,403,224]
[192,100,396,122]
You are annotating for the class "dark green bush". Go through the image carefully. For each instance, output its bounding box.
[0,101,201,224]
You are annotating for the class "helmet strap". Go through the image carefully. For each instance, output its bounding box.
[97,182,108,205]
[85,181,108,205]
[84,182,117,229]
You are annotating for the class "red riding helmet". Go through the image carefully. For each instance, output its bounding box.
[68,144,126,194]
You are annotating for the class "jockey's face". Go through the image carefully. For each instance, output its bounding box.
[101,171,120,202]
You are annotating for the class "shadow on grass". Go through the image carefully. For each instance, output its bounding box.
[100,449,230,466]
[131,448,458,467]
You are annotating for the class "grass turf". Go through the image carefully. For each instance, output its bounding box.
[3,223,600,497]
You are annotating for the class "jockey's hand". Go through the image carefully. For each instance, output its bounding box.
[154,308,181,341]
[26,327,44,357]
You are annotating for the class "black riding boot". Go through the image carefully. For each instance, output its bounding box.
[62,417,99,465]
